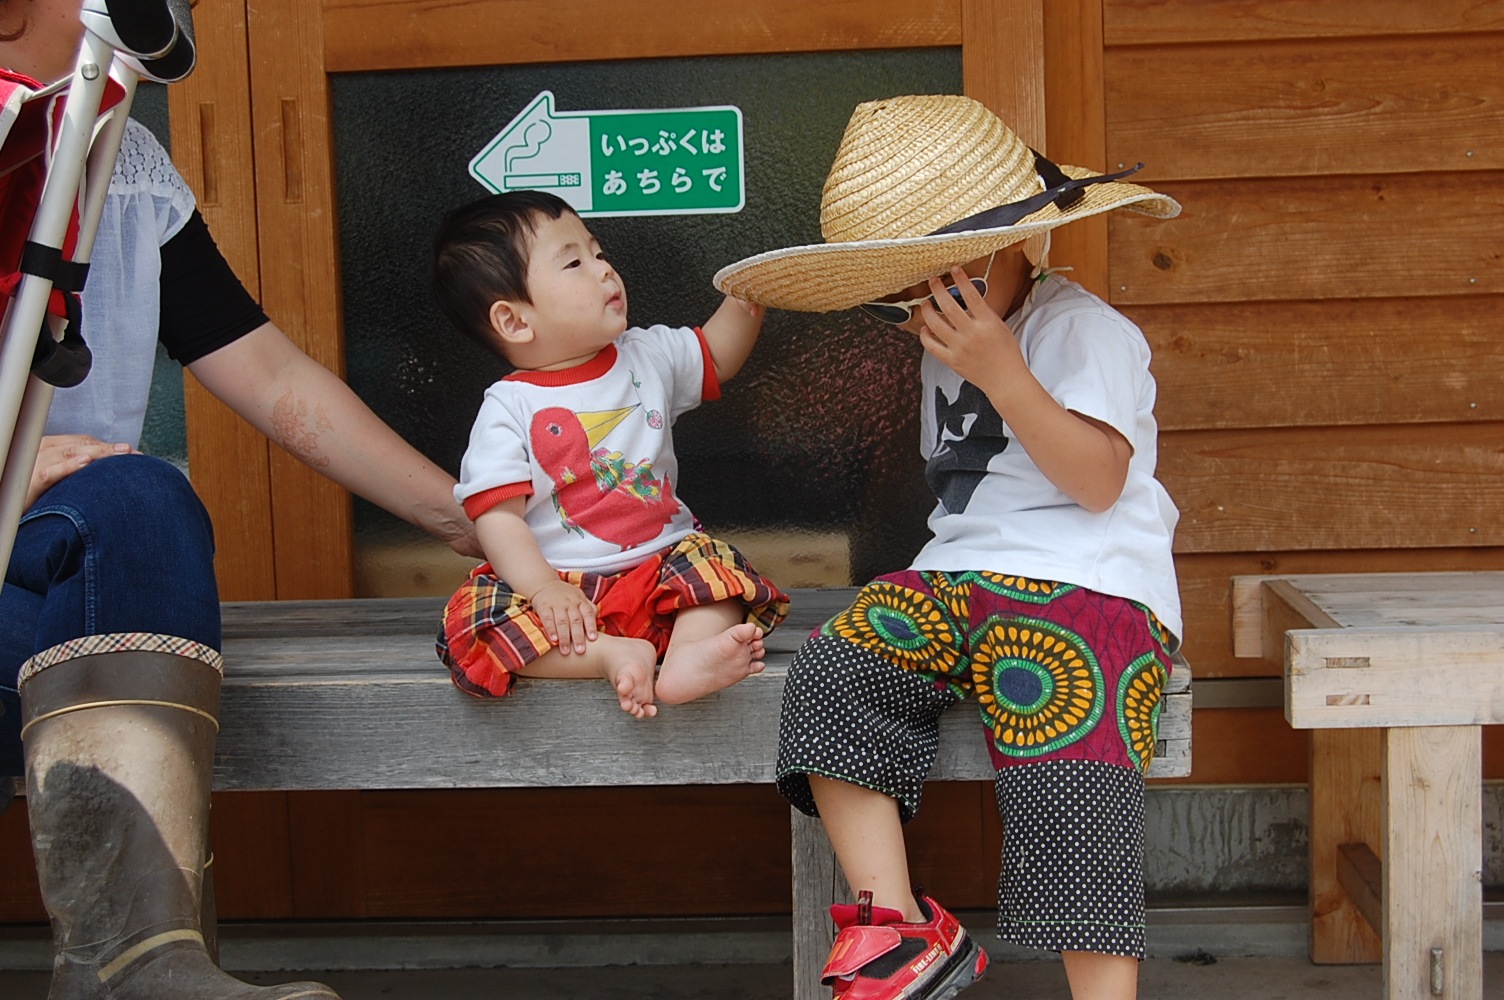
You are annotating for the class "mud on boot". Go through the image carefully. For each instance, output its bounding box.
[20,647,343,999]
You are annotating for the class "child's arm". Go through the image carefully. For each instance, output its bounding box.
[474,497,598,654]
[916,269,1132,513]
[699,294,765,383]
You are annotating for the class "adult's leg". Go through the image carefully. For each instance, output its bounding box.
[5,455,221,654]
[3,454,219,781]
[22,646,340,999]
[8,455,340,998]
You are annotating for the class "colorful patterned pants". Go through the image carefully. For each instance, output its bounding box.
[775,570,1172,958]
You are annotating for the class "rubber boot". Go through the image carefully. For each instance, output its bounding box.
[20,645,340,999]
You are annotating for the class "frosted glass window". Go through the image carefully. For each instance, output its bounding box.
[332,49,961,595]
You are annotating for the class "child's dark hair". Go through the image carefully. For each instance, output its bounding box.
[432,190,577,349]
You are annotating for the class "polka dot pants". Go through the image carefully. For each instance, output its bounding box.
[776,634,957,823]
[775,586,1153,958]
[995,759,1147,958]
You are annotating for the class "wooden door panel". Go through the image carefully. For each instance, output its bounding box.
[323,0,963,71]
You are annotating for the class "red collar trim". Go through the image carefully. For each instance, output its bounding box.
[504,345,618,386]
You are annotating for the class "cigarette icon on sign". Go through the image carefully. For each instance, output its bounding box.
[504,173,583,188]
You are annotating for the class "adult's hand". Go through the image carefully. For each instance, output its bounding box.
[27,435,135,509]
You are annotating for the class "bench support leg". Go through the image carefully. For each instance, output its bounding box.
[1309,727,1383,963]
[791,808,849,1000]
[1381,726,1482,1000]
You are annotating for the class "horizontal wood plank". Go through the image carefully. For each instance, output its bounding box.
[1174,548,1504,680]
[213,589,1188,790]
[1103,0,1504,46]
[1108,172,1504,305]
[1106,34,1504,180]
[1130,296,1504,431]
[321,0,962,73]
[1159,423,1504,554]
[1288,625,1504,727]
[1155,706,1307,785]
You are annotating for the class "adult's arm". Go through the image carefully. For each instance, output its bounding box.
[187,323,479,556]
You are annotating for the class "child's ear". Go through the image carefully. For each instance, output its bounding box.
[488,299,534,346]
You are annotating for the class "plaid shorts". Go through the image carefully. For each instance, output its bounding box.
[437,532,789,698]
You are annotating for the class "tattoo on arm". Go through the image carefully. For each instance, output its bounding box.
[270,390,333,468]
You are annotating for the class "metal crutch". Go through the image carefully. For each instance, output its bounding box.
[0,0,196,573]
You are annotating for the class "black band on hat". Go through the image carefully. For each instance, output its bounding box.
[928,155,1144,237]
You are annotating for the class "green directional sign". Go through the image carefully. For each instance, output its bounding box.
[469,90,745,217]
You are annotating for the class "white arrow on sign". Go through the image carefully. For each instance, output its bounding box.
[469,91,594,211]
[469,91,745,218]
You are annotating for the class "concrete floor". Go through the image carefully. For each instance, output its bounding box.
[4,954,1502,999]
[3,906,1501,998]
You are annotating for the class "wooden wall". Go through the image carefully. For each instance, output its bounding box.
[3,0,1501,926]
[1101,0,1504,784]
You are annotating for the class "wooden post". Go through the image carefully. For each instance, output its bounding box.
[962,0,1045,147]
[1382,726,1482,1000]
[791,809,850,1000]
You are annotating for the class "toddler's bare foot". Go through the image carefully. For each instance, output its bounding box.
[655,623,766,706]
[598,637,658,719]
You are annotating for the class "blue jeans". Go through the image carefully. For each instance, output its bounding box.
[0,454,221,776]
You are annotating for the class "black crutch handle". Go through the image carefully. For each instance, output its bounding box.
[30,295,93,389]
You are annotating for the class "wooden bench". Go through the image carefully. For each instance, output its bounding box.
[1234,572,1502,1000]
[211,586,1190,1000]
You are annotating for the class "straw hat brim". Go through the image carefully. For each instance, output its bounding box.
[714,165,1179,313]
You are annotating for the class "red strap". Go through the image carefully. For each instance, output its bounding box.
[820,924,903,982]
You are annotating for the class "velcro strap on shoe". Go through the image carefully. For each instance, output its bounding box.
[820,924,902,983]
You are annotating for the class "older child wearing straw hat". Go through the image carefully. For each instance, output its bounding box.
[716,95,1183,1000]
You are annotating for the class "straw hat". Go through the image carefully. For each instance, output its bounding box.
[713,94,1180,312]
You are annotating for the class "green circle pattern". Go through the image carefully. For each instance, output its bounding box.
[822,583,964,679]
[1116,652,1167,771]
[972,616,1104,758]
[972,573,1077,605]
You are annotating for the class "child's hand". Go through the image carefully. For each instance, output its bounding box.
[915,266,1028,392]
[730,297,764,319]
[528,580,598,655]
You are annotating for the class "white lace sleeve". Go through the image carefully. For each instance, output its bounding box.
[110,117,197,244]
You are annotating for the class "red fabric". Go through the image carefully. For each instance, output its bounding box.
[437,532,790,698]
[1,69,127,317]
[692,326,721,402]
[820,926,902,981]
[504,344,617,386]
[461,481,532,520]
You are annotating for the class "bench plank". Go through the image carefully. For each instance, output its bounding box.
[214,589,1190,791]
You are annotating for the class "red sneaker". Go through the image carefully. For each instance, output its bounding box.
[820,891,988,1000]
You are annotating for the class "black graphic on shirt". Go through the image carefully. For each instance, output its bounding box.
[925,380,1010,514]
